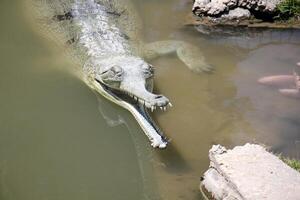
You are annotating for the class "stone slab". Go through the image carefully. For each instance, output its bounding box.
[201,144,300,200]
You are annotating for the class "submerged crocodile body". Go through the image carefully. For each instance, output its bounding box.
[31,0,212,148]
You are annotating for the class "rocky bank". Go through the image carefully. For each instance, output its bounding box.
[191,0,300,28]
[200,144,300,200]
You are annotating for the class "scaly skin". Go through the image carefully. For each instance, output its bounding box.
[30,0,213,148]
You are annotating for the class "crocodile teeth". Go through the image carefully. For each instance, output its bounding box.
[138,99,144,105]
[145,102,151,108]
[151,106,154,112]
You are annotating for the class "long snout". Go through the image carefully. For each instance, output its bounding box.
[120,80,170,109]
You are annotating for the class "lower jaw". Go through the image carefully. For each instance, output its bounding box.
[95,80,168,148]
[134,103,168,142]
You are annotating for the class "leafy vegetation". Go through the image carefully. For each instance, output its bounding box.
[278,155,300,172]
[283,158,300,172]
[277,0,300,19]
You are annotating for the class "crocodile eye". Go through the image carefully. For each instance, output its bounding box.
[111,66,123,78]
[111,65,122,73]
[149,65,154,73]
[143,65,154,78]
[99,65,123,82]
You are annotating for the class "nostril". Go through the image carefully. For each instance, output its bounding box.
[155,95,163,99]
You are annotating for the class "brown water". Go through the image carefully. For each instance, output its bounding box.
[1,0,300,199]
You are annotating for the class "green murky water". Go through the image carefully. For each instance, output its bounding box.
[0,0,300,199]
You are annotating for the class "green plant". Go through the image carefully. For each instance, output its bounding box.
[278,155,300,172]
[277,0,300,18]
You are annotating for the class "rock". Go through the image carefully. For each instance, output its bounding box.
[200,143,300,200]
[222,7,251,20]
[238,0,282,13]
[193,0,238,16]
[193,0,210,15]
[193,0,283,18]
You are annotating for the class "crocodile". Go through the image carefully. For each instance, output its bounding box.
[30,0,212,148]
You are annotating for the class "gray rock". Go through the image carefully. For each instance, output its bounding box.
[238,0,282,12]
[194,0,238,16]
[201,143,300,200]
[222,7,251,20]
[193,0,283,17]
[193,0,210,15]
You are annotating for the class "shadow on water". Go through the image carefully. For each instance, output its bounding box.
[269,114,300,158]
[155,143,191,173]
[95,94,162,199]
[96,91,191,174]
[192,25,300,49]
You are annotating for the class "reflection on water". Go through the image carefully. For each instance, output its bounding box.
[136,0,300,199]
[0,0,299,199]
[195,26,300,49]
[234,44,300,157]
[0,0,158,199]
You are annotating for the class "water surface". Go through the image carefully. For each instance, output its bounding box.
[136,0,300,199]
[0,1,158,199]
[0,0,299,199]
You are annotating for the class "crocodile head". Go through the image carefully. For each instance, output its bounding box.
[94,56,170,110]
[90,55,171,148]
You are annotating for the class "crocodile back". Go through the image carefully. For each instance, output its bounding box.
[27,0,143,66]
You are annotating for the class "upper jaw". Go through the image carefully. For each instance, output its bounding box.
[95,79,172,111]
[127,92,172,112]
[120,84,171,111]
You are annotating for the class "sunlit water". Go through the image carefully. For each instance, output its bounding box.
[0,0,300,199]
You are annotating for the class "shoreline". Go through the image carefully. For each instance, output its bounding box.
[185,13,300,30]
